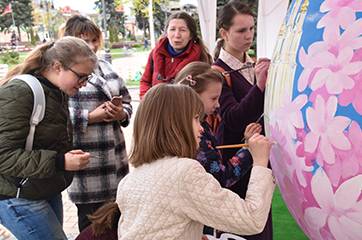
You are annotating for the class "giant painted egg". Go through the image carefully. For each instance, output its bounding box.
[264,0,362,239]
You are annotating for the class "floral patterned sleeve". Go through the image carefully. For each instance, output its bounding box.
[197,121,253,188]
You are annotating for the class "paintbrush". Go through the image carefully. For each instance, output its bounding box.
[215,143,248,149]
[215,113,265,150]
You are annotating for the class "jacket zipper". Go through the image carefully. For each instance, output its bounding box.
[171,58,174,63]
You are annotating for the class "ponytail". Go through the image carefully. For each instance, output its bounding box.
[213,38,224,61]
[1,36,97,86]
[1,41,55,85]
[88,202,120,236]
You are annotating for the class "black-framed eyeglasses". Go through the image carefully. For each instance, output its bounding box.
[67,67,94,84]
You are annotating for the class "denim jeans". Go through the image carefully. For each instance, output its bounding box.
[0,194,67,240]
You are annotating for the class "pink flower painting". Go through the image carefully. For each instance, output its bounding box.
[265,1,362,239]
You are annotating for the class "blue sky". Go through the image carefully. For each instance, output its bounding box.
[53,0,198,14]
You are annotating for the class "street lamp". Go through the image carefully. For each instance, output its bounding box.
[101,0,112,63]
[39,0,55,40]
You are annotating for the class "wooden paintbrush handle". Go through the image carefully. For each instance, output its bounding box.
[215,143,248,149]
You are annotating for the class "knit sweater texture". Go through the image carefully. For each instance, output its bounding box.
[116,157,275,239]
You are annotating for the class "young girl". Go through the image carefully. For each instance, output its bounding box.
[116,84,275,239]
[175,62,262,188]
[175,61,262,237]
[0,37,97,240]
[62,15,132,231]
[214,2,272,239]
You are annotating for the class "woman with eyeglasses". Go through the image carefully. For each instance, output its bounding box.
[0,37,97,240]
[212,2,272,239]
[62,15,132,232]
[140,11,212,98]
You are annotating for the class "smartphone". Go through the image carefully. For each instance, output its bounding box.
[111,96,122,106]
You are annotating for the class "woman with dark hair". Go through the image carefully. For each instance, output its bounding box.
[213,1,273,239]
[139,11,212,98]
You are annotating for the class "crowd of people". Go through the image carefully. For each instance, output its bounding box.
[0,1,276,240]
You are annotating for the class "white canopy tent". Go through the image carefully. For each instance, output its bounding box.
[257,0,289,58]
[196,0,217,55]
[196,0,290,59]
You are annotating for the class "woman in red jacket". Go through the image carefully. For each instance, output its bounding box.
[140,11,212,98]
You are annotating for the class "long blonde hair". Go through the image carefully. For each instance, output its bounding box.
[1,36,97,85]
[130,84,204,167]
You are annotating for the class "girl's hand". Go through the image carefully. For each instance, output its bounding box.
[88,103,107,124]
[64,150,90,171]
[247,133,272,168]
[255,58,271,92]
[244,123,262,142]
[104,101,126,122]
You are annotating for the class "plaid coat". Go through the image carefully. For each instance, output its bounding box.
[67,59,132,204]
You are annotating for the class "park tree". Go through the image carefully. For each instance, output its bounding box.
[0,0,34,42]
[95,0,126,43]
[131,0,170,39]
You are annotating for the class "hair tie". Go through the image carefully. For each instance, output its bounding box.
[49,41,55,48]
[185,75,196,86]
[42,41,55,53]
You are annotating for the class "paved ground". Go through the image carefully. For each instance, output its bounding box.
[0,52,146,240]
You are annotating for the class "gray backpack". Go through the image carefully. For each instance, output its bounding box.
[12,74,46,197]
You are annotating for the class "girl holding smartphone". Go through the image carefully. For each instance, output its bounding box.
[62,15,133,231]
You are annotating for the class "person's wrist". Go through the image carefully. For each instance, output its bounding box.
[119,109,128,122]
[252,157,268,167]
[88,111,101,124]
[88,112,94,124]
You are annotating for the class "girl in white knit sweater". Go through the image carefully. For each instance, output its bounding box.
[115,84,275,240]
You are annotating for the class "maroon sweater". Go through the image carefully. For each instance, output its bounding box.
[214,59,264,169]
[214,59,272,240]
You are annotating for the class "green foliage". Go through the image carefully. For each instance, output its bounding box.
[95,0,126,43]
[131,0,169,38]
[109,25,120,43]
[0,51,20,65]
[132,43,142,48]
[0,0,34,41]
[29,27,39,45]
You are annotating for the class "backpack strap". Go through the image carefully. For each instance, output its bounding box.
[212,65,232,88]
[13,74,46,151]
